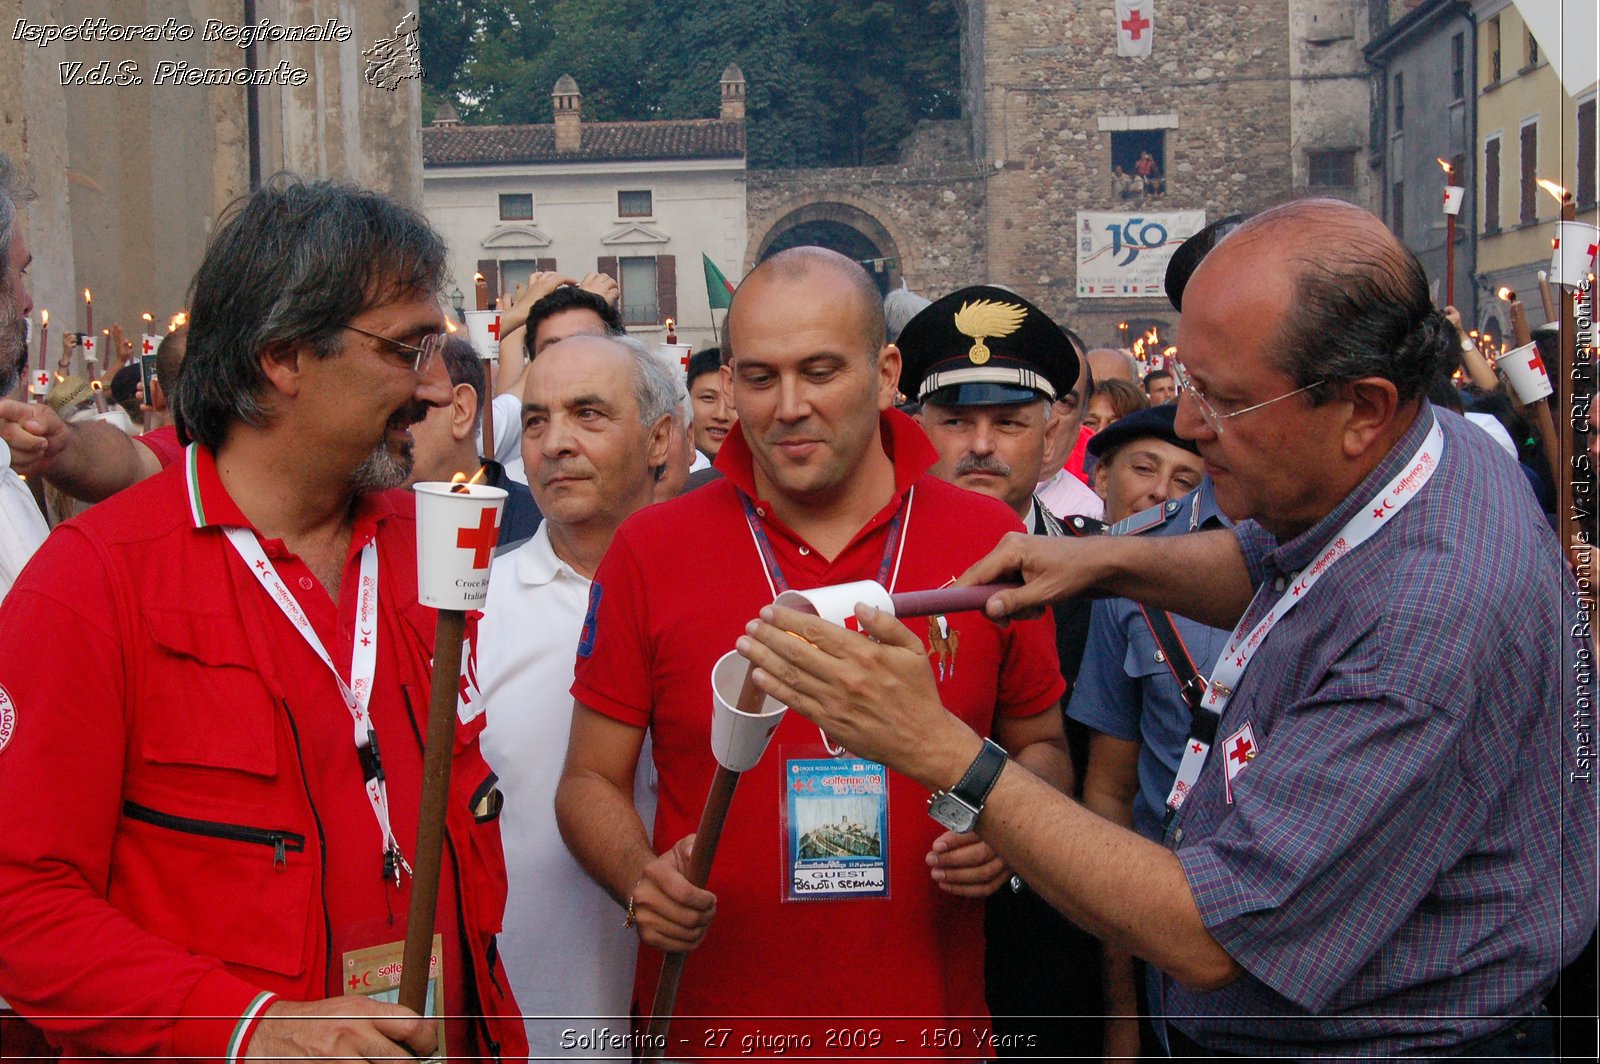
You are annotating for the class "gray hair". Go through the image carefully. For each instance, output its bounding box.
[883,283,931,343]
[1234,199,1451,404]
[0,152,33,269]
[613,334,678,428]
[0,153,34,392]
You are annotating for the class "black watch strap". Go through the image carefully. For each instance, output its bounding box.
[951,738,1008,809]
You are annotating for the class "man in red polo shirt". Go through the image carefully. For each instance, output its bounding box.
[555,247,1070,1056]
[0,180,525,1061]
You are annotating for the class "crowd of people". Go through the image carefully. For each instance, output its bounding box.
[0,147,1594,1062]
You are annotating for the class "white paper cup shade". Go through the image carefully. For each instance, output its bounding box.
[414,481,509,609]
[772,580,895,630]
[463,310,502,359]
[1549,222,1600,288]
[709,650,787,772]
[1499,341,1554,404]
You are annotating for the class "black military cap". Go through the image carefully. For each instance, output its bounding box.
[1165,213,1249,312]
[1086,403,1199,462]
[896,285,1081,407]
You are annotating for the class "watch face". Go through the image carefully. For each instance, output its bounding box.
[929,793,978,833]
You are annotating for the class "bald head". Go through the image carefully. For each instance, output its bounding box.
[1202,198,1450,402]
[729,246,886,362]
[1086,348,1138,387]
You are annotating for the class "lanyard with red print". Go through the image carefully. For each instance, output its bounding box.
[1163,416,1444,824]
[187,446,409,883]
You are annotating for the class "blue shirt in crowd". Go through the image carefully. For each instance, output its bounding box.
[1162,405,1596,1056]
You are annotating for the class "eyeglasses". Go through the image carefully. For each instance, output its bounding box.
[1169,357,1324,435]
[341,325,446,374]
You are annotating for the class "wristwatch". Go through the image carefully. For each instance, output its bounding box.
[927,739,1008,833]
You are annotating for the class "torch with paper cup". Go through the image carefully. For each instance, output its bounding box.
[399,470,506,1016]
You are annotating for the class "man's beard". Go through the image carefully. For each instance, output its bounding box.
[0,309,25,395]
[349,403,426,493]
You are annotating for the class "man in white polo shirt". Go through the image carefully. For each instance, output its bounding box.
[475,332,674,1055]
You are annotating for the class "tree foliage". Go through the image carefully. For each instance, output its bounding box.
[422,0,961,169]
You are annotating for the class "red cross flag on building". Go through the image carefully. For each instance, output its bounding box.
[1116,0,1155,58]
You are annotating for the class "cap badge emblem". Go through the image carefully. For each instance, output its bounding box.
[953,300,1026,365]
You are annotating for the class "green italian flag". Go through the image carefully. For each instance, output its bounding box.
[703,253,736,310]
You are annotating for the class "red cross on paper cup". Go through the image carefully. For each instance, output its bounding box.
[1549,221,1600,288]
[414,481,509,609]
[463,309,502,360]
[30,369,50,395]
[661,342,694,374]
[1500,341,1554,405]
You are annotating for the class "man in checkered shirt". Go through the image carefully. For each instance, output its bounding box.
[741,198,1596,1058]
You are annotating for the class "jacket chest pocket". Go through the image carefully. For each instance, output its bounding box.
[137,609,279,778]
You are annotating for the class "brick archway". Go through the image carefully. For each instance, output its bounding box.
[752,198,908,293]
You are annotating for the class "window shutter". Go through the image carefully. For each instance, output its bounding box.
[536,258,557,273]
[475,259,500,308]
[1577,99,1596,206]
[657,255,677,323]
[1519,123,1538,226]
[1484,138,1501,233]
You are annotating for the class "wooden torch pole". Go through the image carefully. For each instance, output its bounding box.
[398,608,467,1016]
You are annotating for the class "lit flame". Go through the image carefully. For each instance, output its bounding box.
[1131,337,1147,360]
[1145,328,1160,346]
[1436,157,1454,175]
[168,312,187,331]
[473,273,485,284]
[664,318,675,331]
[39,309,48,326]
[142,312,153,324]
[1162,345,1178,360]
[445,319,458,333]
[1536,178,1570,203]
[1497,287,1516,302]
[90,380,103,392]
[449,466,489,492]
[83,288,92,303]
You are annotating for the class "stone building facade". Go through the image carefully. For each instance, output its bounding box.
[746,122,986,299]
[749,0,1374,349]
[1366,0,1479,326]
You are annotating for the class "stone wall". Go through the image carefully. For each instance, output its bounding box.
[980,0,1297,346]
[747,120,988,301]
[0,0,422,352]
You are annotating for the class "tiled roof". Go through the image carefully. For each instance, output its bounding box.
[423,119,745,166]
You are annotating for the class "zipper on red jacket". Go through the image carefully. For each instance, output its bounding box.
[279,698,336,995]
[121,800,305,869]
